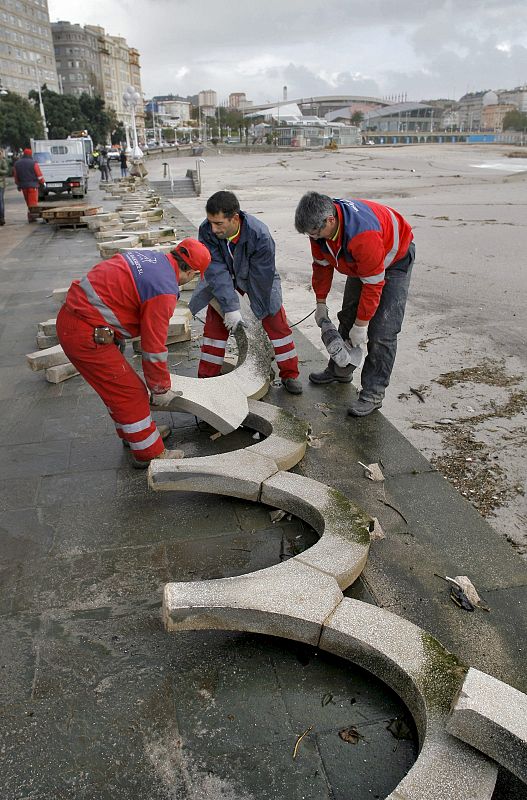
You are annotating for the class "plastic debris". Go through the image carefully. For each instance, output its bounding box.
[369,517,386,540]
[269,509,286,523]
[358,461,385,482]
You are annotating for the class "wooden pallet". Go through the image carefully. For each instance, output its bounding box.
[41,205,102,228]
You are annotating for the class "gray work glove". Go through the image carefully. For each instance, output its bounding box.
[314,301,329,327]
[224,309,244,332]
[150,388,182,407]
[350,323,368,348]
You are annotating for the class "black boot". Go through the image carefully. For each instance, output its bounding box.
[309,358,353,385]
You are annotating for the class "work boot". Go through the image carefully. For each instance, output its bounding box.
[131,448,185,470]
[309,359,353,385]
[347,397,383,417]
[281,377,303,395]
[122,423,171,448]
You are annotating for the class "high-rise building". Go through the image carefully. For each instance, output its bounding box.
[198,89,217,116]
[51,23,144,142]
[51,21,102,97]
[0,0,59,95]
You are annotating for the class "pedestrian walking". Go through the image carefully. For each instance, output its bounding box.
[189,190,302,394]
[12,148,45,222]
[295,191,415,416]
[0,148,8,225]
[119,149,128,178]
[56,240,211,468]
[98,149,110,182]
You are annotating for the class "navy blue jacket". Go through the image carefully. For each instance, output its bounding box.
[189,211,283,320]
[13,155,43,188]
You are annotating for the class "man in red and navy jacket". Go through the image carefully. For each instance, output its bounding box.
[295,191,415,416]
[12,148,45,222]
[56,240,211,467]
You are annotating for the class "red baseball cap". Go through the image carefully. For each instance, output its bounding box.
[174,238,211,277]
[23,148,32,156]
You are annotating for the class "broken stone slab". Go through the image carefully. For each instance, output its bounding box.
[45,362,79,383]
[163,560,343,646]
[244,400,309,471]
[94,230,129,242]
[447,667,527,783]
[261,471,371,589]
[320,599,497,800]
[36,332,59,349]
[86,214,120,231]
[122,221,150,231]
[37,318,57,336]
[52,287,68,305]
[27,344,69,371]
[143,299,272,433]
[139,228,176,245]
[98,236,141,258]
[149,448,279,500]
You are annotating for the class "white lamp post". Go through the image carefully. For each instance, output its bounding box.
[35,61,49,139]
[122,86,143,159]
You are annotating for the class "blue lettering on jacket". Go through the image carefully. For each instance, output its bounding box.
[122,250,180,301]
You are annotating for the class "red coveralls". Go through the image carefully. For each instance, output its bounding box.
[56,250,181,462]
[199,303,297,379]
[13,153,45,220]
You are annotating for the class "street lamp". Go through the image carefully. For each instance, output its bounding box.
[122,85,143,159]
[35,61,48,139]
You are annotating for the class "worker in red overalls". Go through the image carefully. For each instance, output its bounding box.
[56,240,211,468]
[189,191,302,394]
[13,148,45,222]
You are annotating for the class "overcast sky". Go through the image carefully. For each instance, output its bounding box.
[47,0,527,103]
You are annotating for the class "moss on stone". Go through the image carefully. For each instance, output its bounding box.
[325,488,371,546]
[419,631,467,711]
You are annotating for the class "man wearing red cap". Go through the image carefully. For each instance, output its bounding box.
[56,240,211,468]
[13,148,45,222]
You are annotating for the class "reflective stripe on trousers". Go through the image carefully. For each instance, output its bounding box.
[56,305,164,461]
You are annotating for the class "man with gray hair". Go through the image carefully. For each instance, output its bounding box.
[295,191,415,416]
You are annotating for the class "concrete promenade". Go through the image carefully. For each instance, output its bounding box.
[0,171,525,800]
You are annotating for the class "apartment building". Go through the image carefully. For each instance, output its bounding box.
[51,22,144,140]
[0,0,58,94]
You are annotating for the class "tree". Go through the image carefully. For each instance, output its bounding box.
[0,92,44,150]
[161,127,175,143]
[350,111,364,126]
[29,86,87,139]
[502,110,527,132]
[78,93,117,146]
[111,122,127,146]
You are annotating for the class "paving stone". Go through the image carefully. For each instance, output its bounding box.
[261,471,371,590]
[37,318,57,336]
[149,448,279,500]
[244,399,309,470]
[45,361,79,383]
[0,475,40,511]
[319,598,497,800]
[51,287,68,305]
[0,506,58,563]
[98,235,141,257]
[26,344,69,371]
[447,667,527,783]
[163,559,343,645]
[0,439,71,478]
[36,331,59,349]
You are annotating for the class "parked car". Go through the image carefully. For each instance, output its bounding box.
[107,147,121,160]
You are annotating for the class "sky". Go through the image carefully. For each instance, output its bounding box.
[46,0,527,103]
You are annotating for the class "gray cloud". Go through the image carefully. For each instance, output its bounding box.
[47,0,527,101]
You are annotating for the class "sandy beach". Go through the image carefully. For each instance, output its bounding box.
[147,143,527,556]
